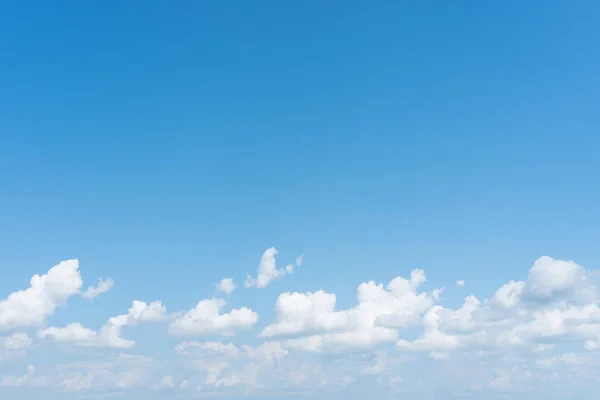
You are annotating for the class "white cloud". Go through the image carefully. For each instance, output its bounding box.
[296,254,304,266]
[261,269,437,352]
[152,375,175,390]
[5,253,600,398]
[1,365,51,388]
[0,259,83,332]
[260,290,346,337]
[245,247,294,288]
[0,332,32,361]
[39,323,97,343]
[174,340,288,392]
[115,369,150,389]
[456,280,465,287]
[395,256,600,355]
[82,277,114,300]
[2,332,32,351]
[242,341,287,365]
[493,280,525,307]
[204,363,259,389]
[39,300,167,349]
[169,298,258,336]
[216,278,236,295]
[60,372,95,392]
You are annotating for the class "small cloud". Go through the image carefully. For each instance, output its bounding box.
[245,247,295,289]
[82,278,114,300]
[296,254,304,266]
[216,278,236,295]
[456,280,465,287]
[168,298,258,336]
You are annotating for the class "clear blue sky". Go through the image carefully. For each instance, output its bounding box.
[1,1,599,399]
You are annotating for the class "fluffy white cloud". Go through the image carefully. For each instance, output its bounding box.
[0,260,83,331]
[260,269,437,352]
[245,247,294,288]
[39,300,167,349]
[527,256,594,301]
[82,277,114,300]
[492,280,526,307]
[216,278,236,295]
[260,290,346,337]
[396,256,600,354]
[456,280,465,287]
[5,253,600,398]
[169,298,258,336]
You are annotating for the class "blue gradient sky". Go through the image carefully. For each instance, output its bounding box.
[1,1,599,399]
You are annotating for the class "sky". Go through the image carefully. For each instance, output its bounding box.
[1,0,599,398]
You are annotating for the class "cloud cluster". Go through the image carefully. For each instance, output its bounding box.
[174,339,287,390]
[39,300,167,349]
[396,256,600,356]
[2,253,600,398]
[0,260,83,332]
[261,269,438,352]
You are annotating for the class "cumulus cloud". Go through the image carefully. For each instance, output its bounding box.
[39,300,167,349]
[527,256,594,301]
[456,280,465,287]
[216,278,236,295]
[245,247,295,289]
[82,277,114,300]
[396,256,600,354]
[0,260,83,332]
[169,298,258,336]
[5,253,600,397]
[261,269,438,352]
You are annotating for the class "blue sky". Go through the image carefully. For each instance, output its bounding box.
[1,1,599,398]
